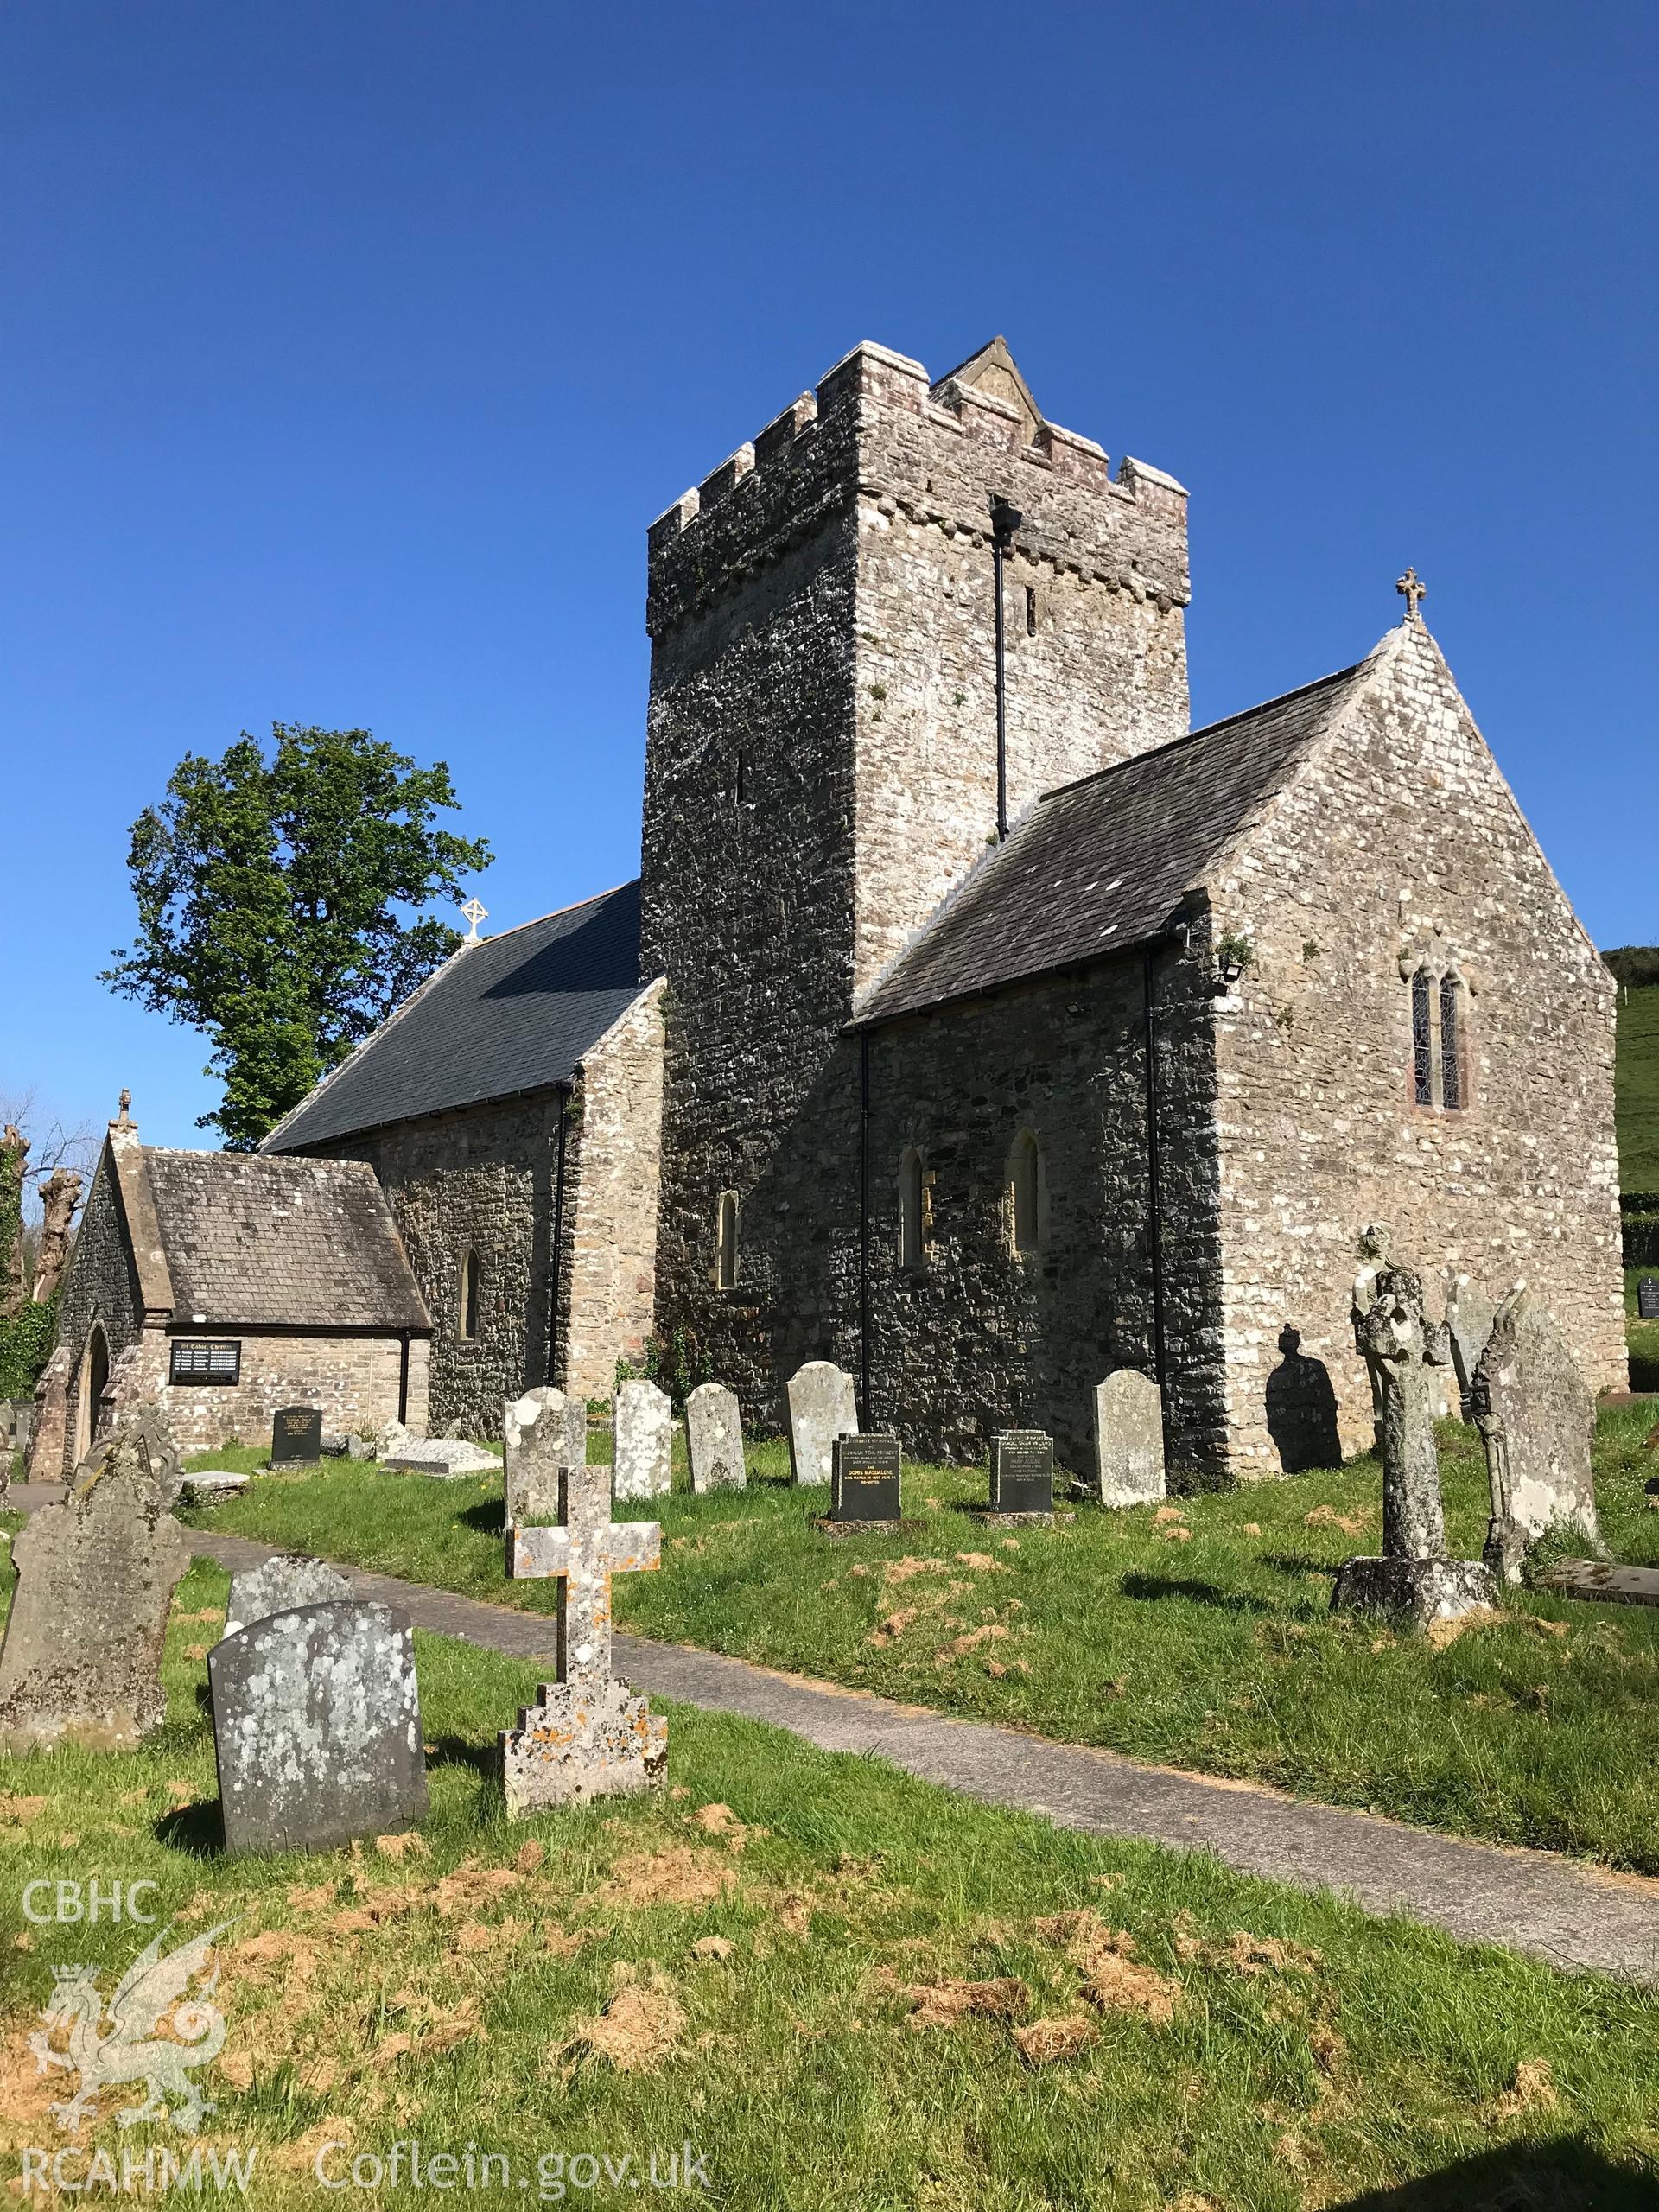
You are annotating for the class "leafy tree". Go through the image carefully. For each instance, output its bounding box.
[104,725,492,1148]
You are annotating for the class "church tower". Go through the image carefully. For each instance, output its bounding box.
[639,338,1192,1415]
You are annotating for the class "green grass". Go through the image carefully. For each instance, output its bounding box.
[2,1544,1657,2209]
[179,1408,1659,1873]
[1616,982,1659,1190]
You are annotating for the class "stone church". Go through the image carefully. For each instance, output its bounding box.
[258,335,1624,1483]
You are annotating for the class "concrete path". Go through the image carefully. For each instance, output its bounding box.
[7,1490,1659,1987]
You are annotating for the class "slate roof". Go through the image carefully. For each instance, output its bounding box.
[262,881,645,1152]
[852,657,1373,1028]
[140,1150,430,1330]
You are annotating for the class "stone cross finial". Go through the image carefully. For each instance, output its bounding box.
[507,1463,660,1692]
[116,1089,132,1125]
[460,898,487,942]
[1395,566,1427,623]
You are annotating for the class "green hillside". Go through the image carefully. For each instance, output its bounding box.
[1611,954,1659,1191]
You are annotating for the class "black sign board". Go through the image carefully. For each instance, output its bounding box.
[271,1406,323,1467]
[989,1430,1054,1515]
[1639,1277,1659,1323]
[830,1434,902,1522]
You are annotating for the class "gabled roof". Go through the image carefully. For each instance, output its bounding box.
[262,881,645,1152]
[851,654,1376,1028]
[137,1148,430,1331]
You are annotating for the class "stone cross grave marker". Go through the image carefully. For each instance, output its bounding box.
[270,1406,323,1467]
[210,1600,426,1854]
[1472,1287,1601,1583]
[787,1360,858,1487]
[685,1382,745,1492]
[613,1378,674,1501]
[987,1430,1055,1519]
[0,1406,192,1751]
[500,1460,665,1814]
[224,1553,353,1639]
[1088,1371,1166,1507]
[830,1434,902,1525]
[504,1387,586,1529]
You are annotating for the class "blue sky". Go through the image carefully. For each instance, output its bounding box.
[2,1,1654,1158]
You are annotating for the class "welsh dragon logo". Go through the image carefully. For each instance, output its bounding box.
[29,1920,235,2135]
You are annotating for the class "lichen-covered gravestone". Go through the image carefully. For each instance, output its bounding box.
[500,1459,666,1815]
[685,1382,745,1493]
[381,1422,499,1478]
[209,1600,426,1854]
[1332,1257,1497,1628]
[1472,1287,1601,1583]
[1445,1274,1497,1420]
[786,1361,858,1487]
[224,1554,353,1639]
[613,1379,673,1501]
[0,1405,191,1751]
[1087,1371,1166,1506]
[504,1387,587,1529]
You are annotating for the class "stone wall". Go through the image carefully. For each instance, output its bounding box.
[862,949,1225,1482]
[322,1095,564,1439]
[641,340,1193,1427]
[1209,622,1626,1474]
[563,981,666,1401]
[53,1153,144,1384]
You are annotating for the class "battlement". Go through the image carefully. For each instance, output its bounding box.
[645,340,1189,635]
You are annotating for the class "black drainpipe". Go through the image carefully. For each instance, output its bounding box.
[547,1084,569,1388]
[1142,942,1167,1426]
[397,1331,410,1425]
[989,497,1022,842]
[858,1033,872,1424]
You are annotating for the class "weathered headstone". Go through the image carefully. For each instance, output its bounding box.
[210,1600,426,1854]
[504,1387,587,1529]
[985,1430,1055,1521]
[1332,1255,1497,1628]
[1087,1370,1166,1507]
[1638,1276,1659,1323]
[176,1469,251,1506]
[270,1407,323,1467]
[0,1406,191,1751]
[786,1360,858,1487]
[830,1434,902,1525]
[224,1553,353,1639]
[1472,1287,1601,1583]
[500,1460,666,1815]
[685,1382,746,1493]
[613,1378,674,1501]
[1445,1274,1497,1419]
[381,1422,499,1478]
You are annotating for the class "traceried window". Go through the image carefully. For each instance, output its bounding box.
[898,1148,925,1270]
[1440,974,1465,1110]
[1007,1129,1044,1256]
[1411,970,1433,1107]
[459,1249,480,1341]
[716,1191,740,1290]
[169,1339,241,1385]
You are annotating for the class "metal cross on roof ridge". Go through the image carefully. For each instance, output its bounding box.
[1395,566,1427,623]
[460,896,488,941]
[508,1463,661,1692]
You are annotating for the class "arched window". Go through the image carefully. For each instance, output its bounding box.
[1007,1129,1044,1257]
[1440,974,1466,1111]
[1410,970,1433,1107]
[79,1320,110,1458]
[898,1148,925,1270]
[716,1191,740,1290]
[459,1249,480,1341]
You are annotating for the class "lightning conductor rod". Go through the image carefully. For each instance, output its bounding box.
[989,495,1023,843]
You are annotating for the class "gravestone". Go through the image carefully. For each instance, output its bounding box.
[0,1406,191,1751]
[1639,1276,1659,1323]
[177,1469,251,1506]
[504,1387,586,1529]
[613,1379,674,1501]
[985,1430,1055,1520]
[210,1600,426,1854]
[1087,1371,1166,1507]
[1471,1287,1601,1583]
[1332,1255,1497,1628]
[500,1460,666,1815]
[685,1382,745,1493]
[786,1361,858,1487]
[381,1422,499,1478]
[830,1435,902,1525]
[270,1407,323,1467]
[224,1553,353,1638]
[1445,1274,1497,1419]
